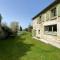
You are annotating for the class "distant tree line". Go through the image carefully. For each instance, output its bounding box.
[23,25,33,32]
[0,14,32,39]
[0,14,22,39]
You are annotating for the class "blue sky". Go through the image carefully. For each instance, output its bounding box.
[0,0,54,29]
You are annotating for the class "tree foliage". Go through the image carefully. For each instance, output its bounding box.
[0,14,2,24]
[20,26,22,31]
[10,21,19,35]
[24,24,33,32]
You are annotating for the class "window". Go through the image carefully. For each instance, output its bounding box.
[37,16,41,24]
[51,8,56,17]
[44,26,49,31]
[44,26,52,31]
[53,24,57,31]
[38,30,40,34]
[44,24,57,32]
[39,15,42,24]
[44,24,57,35]
[49,25,52,31]
[40,16,42,20]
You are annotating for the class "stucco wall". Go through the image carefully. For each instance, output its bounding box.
[57,4,60,16]
[32,17,40,37]
[57,17,60,40]
[32,2,60,41]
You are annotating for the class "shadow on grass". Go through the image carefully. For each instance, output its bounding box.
[0,36,33,60]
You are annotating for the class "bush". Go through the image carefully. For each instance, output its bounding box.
[0,25,15,39]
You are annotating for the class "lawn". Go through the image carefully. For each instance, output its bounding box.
[0,32,60,60]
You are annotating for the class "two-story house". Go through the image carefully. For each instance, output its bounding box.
[32,1,60,48]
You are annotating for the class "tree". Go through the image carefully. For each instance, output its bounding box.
[24,28,28,31]
[10,21,19,35]
[0,14,2,24]
[23,24,33,32]
[20,26,22,31]
[1,24,13,38]
[0,23,13,39]
[28,25,33,32]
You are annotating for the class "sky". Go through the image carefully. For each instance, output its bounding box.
[0,0,55,29]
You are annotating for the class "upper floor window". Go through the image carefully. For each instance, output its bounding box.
[51,8,56,17]
[40,16,42,20]
[37,16,42,24]
[40,14,44,22]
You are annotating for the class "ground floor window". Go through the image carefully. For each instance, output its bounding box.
[53,25,57,31]
[38,30,40,34]
[44,24,57,35]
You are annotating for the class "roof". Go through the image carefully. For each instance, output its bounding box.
[32,0,60,20]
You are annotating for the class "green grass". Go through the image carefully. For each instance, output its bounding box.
[0,32,60,60]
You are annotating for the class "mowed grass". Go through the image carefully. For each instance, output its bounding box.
[0,32,60,60]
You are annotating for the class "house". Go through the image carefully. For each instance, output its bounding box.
[32,1,60,48]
